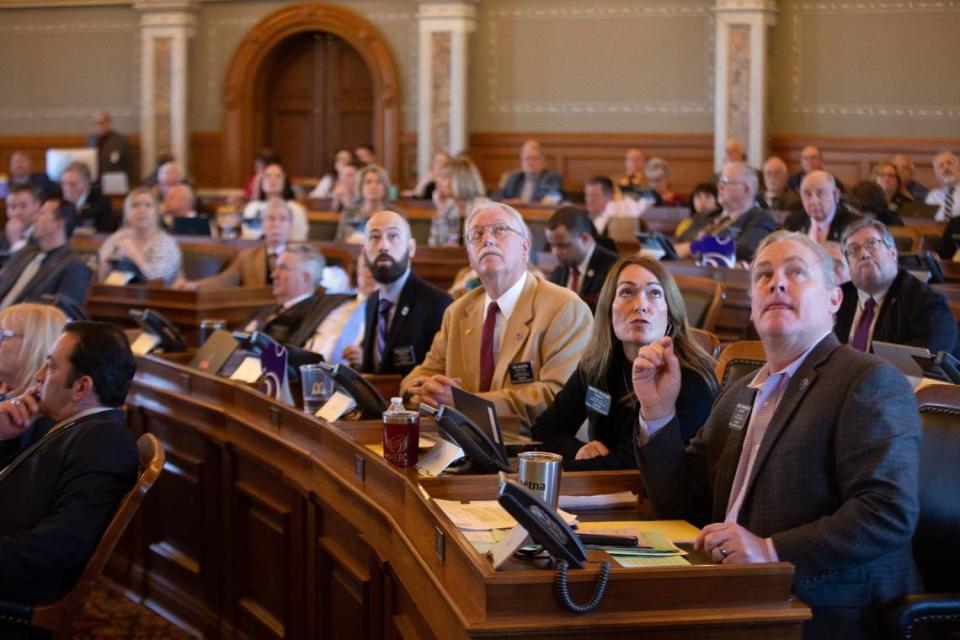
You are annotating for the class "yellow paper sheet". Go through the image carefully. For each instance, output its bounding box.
[613,555,690,568]
[578,520,701,544]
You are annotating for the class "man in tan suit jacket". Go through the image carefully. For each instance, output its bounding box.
[401,202,591,426]
[174,198,292,291]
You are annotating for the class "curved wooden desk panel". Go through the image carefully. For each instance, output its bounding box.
[113,354,809,639]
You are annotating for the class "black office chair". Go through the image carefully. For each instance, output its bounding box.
[885,384,960,639]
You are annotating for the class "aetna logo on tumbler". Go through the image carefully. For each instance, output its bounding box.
[521,480,546,491]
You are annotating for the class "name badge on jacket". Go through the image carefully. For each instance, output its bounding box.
[392,345,416,367]
[508,362,535,384]
[585,386,612,416]
[729,388,758,431]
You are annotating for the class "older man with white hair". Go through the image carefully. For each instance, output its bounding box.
[926,150,960,221]
[401,202,591,426]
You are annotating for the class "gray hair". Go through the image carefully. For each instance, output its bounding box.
[839,218,896,253]
[283,244,326,288]
[724,162,758,195]
[355,164,392,203]
[753,230,838,289]
[464,199,531,241]
[645,157,670,180]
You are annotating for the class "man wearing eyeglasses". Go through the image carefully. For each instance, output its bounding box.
[835,218,956,355]
[401,202,591,427]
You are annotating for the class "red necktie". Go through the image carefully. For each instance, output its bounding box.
[569,266,581,293]
[850,298,876,352]
[479,301,499,392]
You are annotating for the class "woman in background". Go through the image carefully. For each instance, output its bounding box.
[335,164,397,243]
[429,156,486,246]
[0,303,67,399]
[98,188,182,284]
[310,148,355,199]
[243,163,309,241]
[532,255,717,471]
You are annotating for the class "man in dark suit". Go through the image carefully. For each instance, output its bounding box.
[353,210,452,376]
[633,230,920,638]
[7,151,54,198]
[0,197,92,310]
[59,161,117,232]
[85,111,134,182]
[492,140,564,205]
[759,156,801,212]
[545,206,619,312]
[784,170,860,243]
[787,145,845,193]
[244,245,349,347]
[836,218,957,355]
[0,185,42,265]
[0,321,139,608]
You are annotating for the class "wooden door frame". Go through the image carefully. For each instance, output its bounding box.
[222,2,400,186]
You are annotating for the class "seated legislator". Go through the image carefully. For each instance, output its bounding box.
[1,185,42,261]
[401,202,592,426]
[617,148,647,195]
[491,140,564,205]
[585,175,643,244]
[633,230,920,638]
[0,322,139,608]
[428,156,486,247]
[532,255,716,471]
[355,211,452,376]
[97,188,182,285]
[59,161,117,233]
[872,161,914,218]
[846,180,904,228]
[7,151,54,198]
[306,253,378,366]
[891,153,928,201]
[787,145,845,193]
[759,156,801,212]
[545,206,619,312]
[242,163,308,242]
[674,182,720,242]
[784,170,861,244]
[835,219,957,355]
[675,162,778,263]
[0,197,92,311]
[925,150,960,221]
[335,164,398,243]
[244,246,350,347]
[175,197,293,291]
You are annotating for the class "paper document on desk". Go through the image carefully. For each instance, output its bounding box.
[434,499,577,531]
[578,519,701,544]
[558,491,638,510]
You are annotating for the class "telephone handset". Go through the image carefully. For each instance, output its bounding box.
[497,478,586,567]
[419,404,512,473]
[129,308,187,352]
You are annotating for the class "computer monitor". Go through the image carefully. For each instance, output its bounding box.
[45,148,98,181]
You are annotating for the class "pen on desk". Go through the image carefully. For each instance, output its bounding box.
[577,533,642,548]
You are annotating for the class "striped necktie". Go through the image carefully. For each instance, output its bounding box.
[944,186,956,219]
[375,298,393,365]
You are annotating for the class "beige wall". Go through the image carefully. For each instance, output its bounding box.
[468,0,715,134]
[769,0,960,139]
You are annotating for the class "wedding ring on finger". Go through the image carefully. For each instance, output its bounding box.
[720,547,729,557]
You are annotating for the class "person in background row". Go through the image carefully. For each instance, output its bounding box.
[155,161,188,201]
[823,241,851,286]
[492,140,564,205]
[139,152,175,190]
[97,188,181,285]
[6,152,54,198]
[59,161,117,233]
[635,230,920,638]
[352,211,451,376]
[330,160,363,213]
[846,180,904,228]
[891,154,928,201]
[872,161,913,217]
[243,148,280,199]
[1,185,41,261]
[787,145,844,193]
[927,150,960,221]
[335,164,397,243]
[175,198,293,291]
[643,157,683,207]
[86,111,133,181]
[835,218,957,356]
[306,253,378,367]
[545,206,619,312]
[310,148,355,199]
[584,176,641,248]
[674,182,720,243]
[242,163,308,242]
[402,202,592,427]
[784,170,860,244]
[532,255,716,470]
[760,156,801,212]
[618,148,647,195]
[0,197,91,311]
[355,144,377,166]
[429,156,486,247]
[0,303,67,400]
[413,151,451,200]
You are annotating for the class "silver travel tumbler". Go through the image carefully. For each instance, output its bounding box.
[517,451,562,511]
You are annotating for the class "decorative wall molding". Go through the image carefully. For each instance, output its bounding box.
[791,1,960,118]
[485,2,715,116]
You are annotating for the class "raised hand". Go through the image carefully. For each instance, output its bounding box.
[632,336,682,422]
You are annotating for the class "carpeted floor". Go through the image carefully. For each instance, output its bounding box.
[71,579,194,639]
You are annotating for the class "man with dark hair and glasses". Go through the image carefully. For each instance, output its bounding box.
[0,321,139,610]
[401,202,591,427]
[835,218,956,355]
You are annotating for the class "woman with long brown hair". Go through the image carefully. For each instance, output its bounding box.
[532,255,717,470]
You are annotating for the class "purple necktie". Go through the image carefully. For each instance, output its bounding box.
[850,298,876,352]
[376,298,393,363]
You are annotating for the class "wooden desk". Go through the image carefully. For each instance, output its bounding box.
[86,284,275,346]
[112,353,809,639]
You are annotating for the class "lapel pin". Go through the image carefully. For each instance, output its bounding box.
[798,377,809,391]
[587,270,594,277]
[465,328,473,335]
[515,332,523,341]
[401,305,409,317]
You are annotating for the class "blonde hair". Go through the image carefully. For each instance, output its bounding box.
[579,255,718,396]
[123,187,160,228]
[448,156,486,201]
[0,303,68,391]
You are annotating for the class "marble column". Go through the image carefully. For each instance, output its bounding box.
[135,0,196,176]
[416,1,477,180]
[713,0,777,170]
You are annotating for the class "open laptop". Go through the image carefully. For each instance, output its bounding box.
[450,387,540,457]
[871,340,928,384]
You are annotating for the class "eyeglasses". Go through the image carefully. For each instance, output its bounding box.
[0,329,22,344]
[843,236,887,259]
[465,223,522,245]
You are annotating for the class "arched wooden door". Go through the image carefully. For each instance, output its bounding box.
[262,32,373,178]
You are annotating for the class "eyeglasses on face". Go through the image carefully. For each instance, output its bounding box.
[465,223,522,244]
[843,236,886,259]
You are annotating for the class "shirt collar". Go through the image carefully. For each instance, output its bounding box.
[282,292,313,310]
[748,330,831,390]
[575,244,595,277]
[379,267,411,305]
[484,271,527,321]
[857,285,889,308]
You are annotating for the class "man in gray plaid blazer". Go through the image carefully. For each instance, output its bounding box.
[633,230,921,639]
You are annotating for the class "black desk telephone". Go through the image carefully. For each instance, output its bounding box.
[419,404,512,473]
[129,308,187,352]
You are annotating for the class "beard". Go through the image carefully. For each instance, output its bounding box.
[367,250,409,284]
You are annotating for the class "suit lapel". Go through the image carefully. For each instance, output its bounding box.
[19,247,52,301]
[713,385,758,519]
[252,246,267,286]
[492,276,535,386]
[384,275,416,355]
[457,292,486,391]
